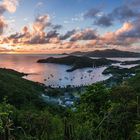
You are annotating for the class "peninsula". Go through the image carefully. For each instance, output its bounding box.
[37,55,119,72]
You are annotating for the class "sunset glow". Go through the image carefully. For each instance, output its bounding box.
[0,0,140,54]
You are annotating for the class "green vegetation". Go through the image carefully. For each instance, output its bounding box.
[103,65,140,76]
[73,81,140,140]
[0,68,140,139]
[46,88,64,97]
[0,68,65,139]
[37,55,118,72]
[0,68,44,108]
[102,65,140,86]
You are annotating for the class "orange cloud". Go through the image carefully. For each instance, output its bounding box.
[116,22,133,35]
[100,22,135,46]
[0,16,7,35]
[0,18,139,53]
[2,0,19,13]
[0,0,19,35]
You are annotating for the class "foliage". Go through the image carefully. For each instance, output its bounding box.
[0,68,140,139]
[73,81,140,140]
[0,68,44,108]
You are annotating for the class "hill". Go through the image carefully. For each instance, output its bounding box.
[0,68,44,108]
[70,49,140,58]
[0,68,140,139]
[37,55,119,72]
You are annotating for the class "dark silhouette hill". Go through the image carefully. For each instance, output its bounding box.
[70,49,140,58]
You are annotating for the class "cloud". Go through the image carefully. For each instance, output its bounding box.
[24,14,51,44]
[130,0,140,7]
[1,18,140,52]
[52,24,63,30]
[0,0,18,14]
[59,29,76,40]
[1,14,61,45]
[84,8,101,18]
[94,15,113,27]
[96,5,138,27]
[119,19,140,38]
[0,0,19,35]
[36,1,43,7]
[0,5,6,15]
[85,4,139,27]
[9,32,24,39]
[71,13,84,22]
[2,20,138,51]
[100,22,136,46]
[61,22,139,50]
[111,5,138,21]
[62,21,140,50]
[2,0,19,13]
[0,0,140,53]
[0,47,14,53]
[32,15,50,33]
[46,30,59,38]
[49,37,60,44]
[0,16,7,35]
[70,28,98,41]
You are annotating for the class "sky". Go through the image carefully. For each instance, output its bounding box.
[0,0,140,54]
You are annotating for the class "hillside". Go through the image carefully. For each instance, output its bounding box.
[0,68,44,108]
[70,49,140,58]
[0,68,139,139]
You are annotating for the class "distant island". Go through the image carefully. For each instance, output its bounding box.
[66,49,140,58]
[121,60,140,65]
[37,55,119,72]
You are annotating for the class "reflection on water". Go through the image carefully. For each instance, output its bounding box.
[0,54,110,87]
[0,54,139,87]
[24,65,110,87]
[108,57,140,62]
[112,63,139,69]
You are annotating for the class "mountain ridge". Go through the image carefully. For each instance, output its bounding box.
[68,49,140,58]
